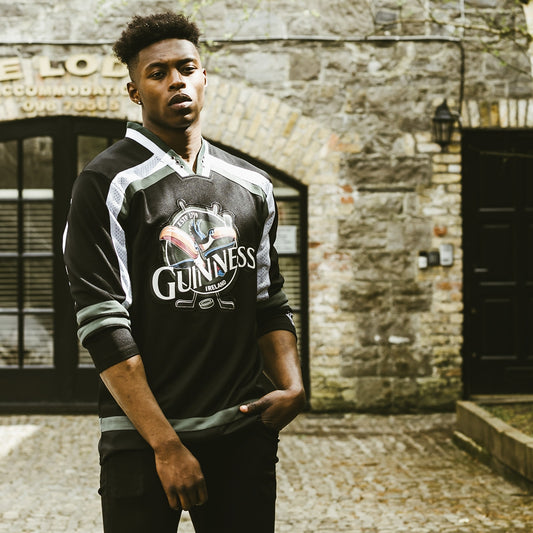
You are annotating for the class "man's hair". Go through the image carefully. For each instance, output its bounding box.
[113,12,201,70]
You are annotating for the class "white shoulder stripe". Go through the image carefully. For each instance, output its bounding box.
[126,128,164,158]
[106,155,167,308]
[207,153,272,197]
[206,153,276,302]
[256,193,277,302]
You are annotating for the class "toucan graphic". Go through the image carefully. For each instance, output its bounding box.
[159,223,236,268]
[158,210,237,310]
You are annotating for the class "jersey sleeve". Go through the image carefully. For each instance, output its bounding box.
[255,181,297,339]
[63,169,139,373]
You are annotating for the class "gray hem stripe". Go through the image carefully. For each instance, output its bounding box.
[99,401,258,433]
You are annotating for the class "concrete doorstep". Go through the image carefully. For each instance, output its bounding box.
[454,400,533,491]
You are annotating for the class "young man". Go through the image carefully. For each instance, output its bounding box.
[63,11,305,533]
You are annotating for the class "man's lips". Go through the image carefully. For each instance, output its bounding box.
[168,93,192,107]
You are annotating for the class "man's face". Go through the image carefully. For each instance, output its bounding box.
[128,38,207,134]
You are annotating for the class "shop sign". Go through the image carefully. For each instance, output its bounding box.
[0,52,131,117]
[275,225,298,254]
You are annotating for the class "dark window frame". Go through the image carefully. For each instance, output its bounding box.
[0,117,310,411]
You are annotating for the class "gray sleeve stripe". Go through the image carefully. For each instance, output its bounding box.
[256,290,288,311]
[76,300,129,326]
[99,400,259,433]
[78,316,131,344]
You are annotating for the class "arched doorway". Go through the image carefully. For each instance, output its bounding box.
[0,116,309,411]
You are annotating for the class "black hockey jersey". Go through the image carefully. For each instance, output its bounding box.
[63,122,296,458]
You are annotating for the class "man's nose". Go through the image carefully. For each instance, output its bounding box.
[169,69,185,88]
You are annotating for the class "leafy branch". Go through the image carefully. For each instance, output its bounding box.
[367,0,532,77]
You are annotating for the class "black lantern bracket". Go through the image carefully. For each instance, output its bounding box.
[432,99,460,151]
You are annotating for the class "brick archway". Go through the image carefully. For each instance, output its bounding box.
[202,75,359,407]
[202,75,342,186]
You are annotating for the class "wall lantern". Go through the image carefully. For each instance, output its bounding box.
[431,99,457,151]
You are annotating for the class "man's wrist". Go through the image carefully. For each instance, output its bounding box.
[284,386,306,408]
[150,429,184,455]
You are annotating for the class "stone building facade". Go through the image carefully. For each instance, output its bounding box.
[0,0,531,412]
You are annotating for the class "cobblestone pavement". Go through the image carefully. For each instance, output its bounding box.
[1,412,532,532]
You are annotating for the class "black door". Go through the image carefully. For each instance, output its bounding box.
[0,116,126,411]
[462,129,533,395]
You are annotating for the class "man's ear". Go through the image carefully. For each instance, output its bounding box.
[127,81,141,105]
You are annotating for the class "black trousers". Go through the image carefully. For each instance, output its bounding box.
[99,422,279,533]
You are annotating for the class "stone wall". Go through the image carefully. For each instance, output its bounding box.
[0,0,531,412]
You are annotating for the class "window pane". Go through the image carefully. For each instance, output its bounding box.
[78,136,108,173]
[24,258,53,308]
[23,137,53,190]
[276,200,300,253]
[0,259,18,307]
[0,315,18,366]
[277,199,300,225]
[78,342,94,367]
[0,202,18,253]
[0,140,19,255]
[0,140,18,189]
[24,202,53,253]
[24,314,53,366]
[279,256,301,308]
[272,178,298,196]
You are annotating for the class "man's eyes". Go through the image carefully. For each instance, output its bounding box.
[147,66,197,80]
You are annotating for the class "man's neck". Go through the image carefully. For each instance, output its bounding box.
[144,121,203,171]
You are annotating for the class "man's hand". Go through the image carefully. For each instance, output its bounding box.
[240,329,306,432]
[240,388,305,432]
[100,356,208,511]
[153,438,208,511]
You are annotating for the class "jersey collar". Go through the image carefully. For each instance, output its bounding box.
[125,122,210,178]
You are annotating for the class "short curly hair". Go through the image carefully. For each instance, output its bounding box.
[113,12,201,72]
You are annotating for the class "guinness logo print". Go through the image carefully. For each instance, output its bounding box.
[151,200,256,310]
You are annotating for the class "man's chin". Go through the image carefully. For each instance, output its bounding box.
[170,114,197,130]
[153,119,196,133]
